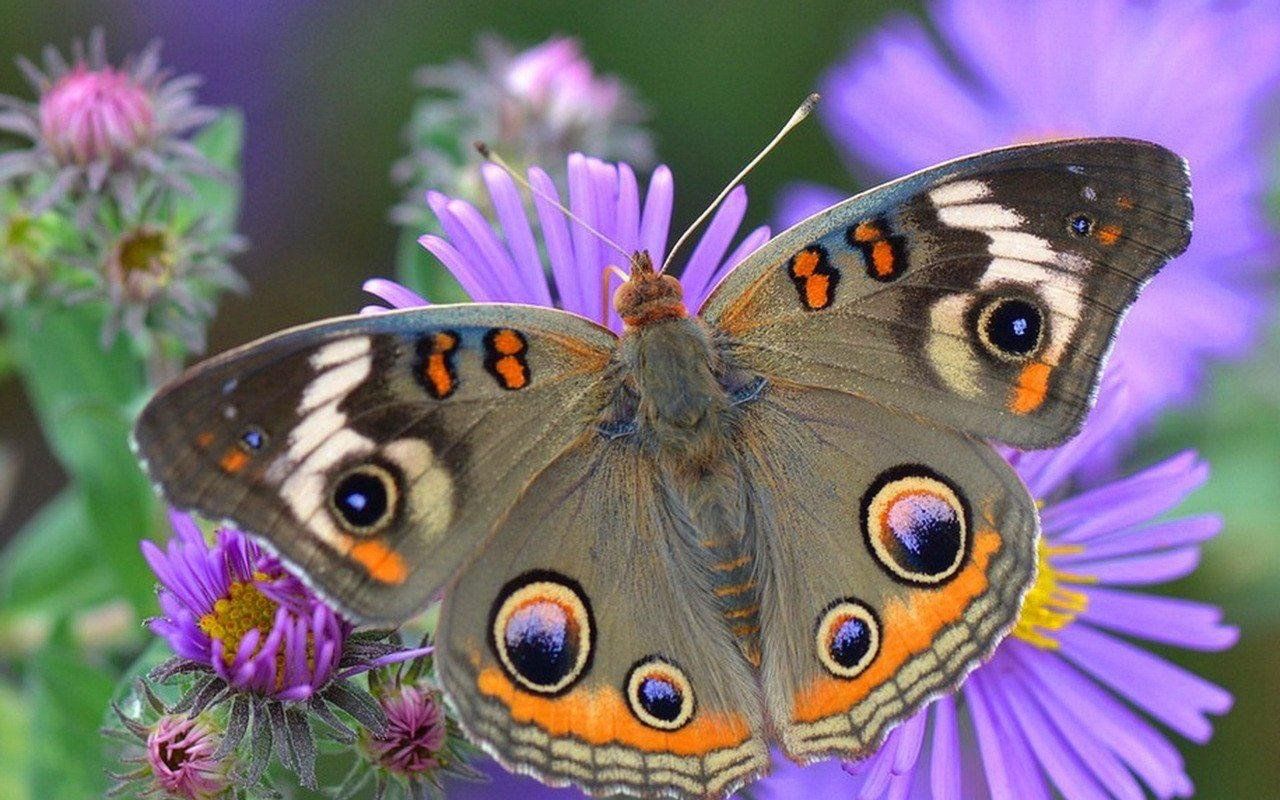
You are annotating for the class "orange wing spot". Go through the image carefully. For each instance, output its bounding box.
[1009,361,1052,414]
[852,221,881,242]
[494,355,528,389]
[425,352,453,397]
[870,240,896,278]
[492,328,526,355]
[731,623,760,637]
[792,528,1000,723]
[1116,195,1135,211]
[1096,224,1122,246]
[714,580,757,598]
[218,448,250,474]
[790,248,820,278]
[476,665,752,754]
[196,431,215,449]
[349,539,409,584]
[804,274,831,309]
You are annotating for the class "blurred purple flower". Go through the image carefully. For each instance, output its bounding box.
[142,714,229,800]
[779,0,1280,467]
[392,36,652,232]
[841,378,1235,799]
[371,152,771,331]
[0,29,223,212]
[364,684,448,776]
[143,511,348,702]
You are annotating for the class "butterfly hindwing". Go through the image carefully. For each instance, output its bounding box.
[733,382,1037,761]
[701,138,1192,447]
[133,303,616,624]
[436,436,771,798]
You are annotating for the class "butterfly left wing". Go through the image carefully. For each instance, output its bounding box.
[133,303,617,624]
[436,435,771,799]
[701,137,1191,448]
[733,382,1037,762]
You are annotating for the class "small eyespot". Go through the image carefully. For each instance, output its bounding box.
[329,464,397,533]
[490,571,594,696]
[861,465,970,585]
[239,426,266,451]
[625,656,695,730]
[815,599,881,679]
[1069,214,1093,236]
[977,297,1044,360]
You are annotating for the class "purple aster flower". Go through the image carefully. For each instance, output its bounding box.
[392,36,652,230]
[364,684,448,776]
[0,29,224,212]
[142,511,430,787]
[838,377,1235,799]
[779,0,1280,467]
[372,152,771,332]
[108,681,235,800]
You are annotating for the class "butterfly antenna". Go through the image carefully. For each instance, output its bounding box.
[474,142,633,264]
[659,92,820,275]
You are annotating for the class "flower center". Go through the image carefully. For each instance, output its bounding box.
[117,228,173,276]
[1013,540,1095,649]
[198,571,278,665]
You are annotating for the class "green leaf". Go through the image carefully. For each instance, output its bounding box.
[0,489,115,619]
[26,627,115,799]
[5,303,158,612]
[172,109,245,235]
[0,682,32,800]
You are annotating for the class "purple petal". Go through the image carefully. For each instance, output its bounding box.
[639,165,673,263]
[481,163,553,306]
[678,185,748,303]
[929,695,961,800]
[362,278,428,310]
[1079,587,1238,651]
[1070,547,1202,586]
[528,166,580,314]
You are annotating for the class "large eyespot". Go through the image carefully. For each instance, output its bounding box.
[625,656,695,730]
[976,297,1044,360]
[489,571,594,696]
[862,465,970,585]
[815,599,881,679]
[329,464,398,533]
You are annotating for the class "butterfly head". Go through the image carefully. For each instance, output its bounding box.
[614,251,687,329]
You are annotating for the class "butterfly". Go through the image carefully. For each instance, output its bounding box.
[133,137,1191,799]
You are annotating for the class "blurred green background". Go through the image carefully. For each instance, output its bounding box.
[0,1,1276,796]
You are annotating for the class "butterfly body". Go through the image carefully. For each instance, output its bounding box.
[134,138,1192,798]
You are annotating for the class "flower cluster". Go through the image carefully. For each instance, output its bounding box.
[0,30,243,354]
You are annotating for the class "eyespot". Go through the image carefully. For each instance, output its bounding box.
[624,656,695,730]
[489,571,594,696]
[815,599,881,679]
[862,465,970,585]
[239,426,266,451]
[329,464,398,533]
[976,297,1044,360]
[1069,214,1093,236]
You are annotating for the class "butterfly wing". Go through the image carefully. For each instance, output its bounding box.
[733,382,1037,762]
[436,436,771,798]
[133,303,617,625]
[701,138,1191,447]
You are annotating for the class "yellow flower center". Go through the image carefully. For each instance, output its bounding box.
[198,571,278,665]
[117,227,174,277]
[1013,540,1096,649]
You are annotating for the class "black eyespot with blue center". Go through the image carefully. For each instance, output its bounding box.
[862,465,971,586]
[330,464,397,533]
[978,297,1044,359]
[1070,214,1093,236]
[815,599,881,679]
[239,427,266,451]
[490,571,594,696]
[625,656,695,730]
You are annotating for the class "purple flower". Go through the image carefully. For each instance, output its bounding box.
[0,29,223,212]
[842,379,1235,799]
[392,36,652,231]
[372,152,770,331]
[779,0,1280,465]
[363,684,448,776]
[143,715,229,800]
[143,511,348,702]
